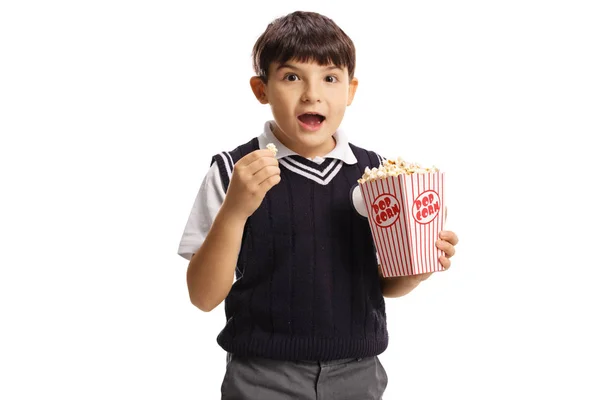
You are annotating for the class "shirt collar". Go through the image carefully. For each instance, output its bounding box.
[257,120,357,165]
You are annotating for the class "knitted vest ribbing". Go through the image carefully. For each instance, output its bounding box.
[210,138,387,361]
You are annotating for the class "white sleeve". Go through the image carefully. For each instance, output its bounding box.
[177,163,226,261]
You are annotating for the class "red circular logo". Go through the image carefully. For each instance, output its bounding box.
[370,194,400,228]
[412,190,440,224]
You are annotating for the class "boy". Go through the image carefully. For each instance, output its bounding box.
[178,11,458,400]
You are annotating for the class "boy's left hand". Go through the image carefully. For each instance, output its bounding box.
[380,230,459,292]
[408,230,459,283]
[436,230,459,270]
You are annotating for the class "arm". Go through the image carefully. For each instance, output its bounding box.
[380,269,431,298]
[186,206,247,311]
[186,150,280,312]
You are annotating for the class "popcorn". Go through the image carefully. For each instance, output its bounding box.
[358,157,439,184]
[357,156,445,277]
[266,143,278,156]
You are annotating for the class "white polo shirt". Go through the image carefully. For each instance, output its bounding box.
[177,121,370,261]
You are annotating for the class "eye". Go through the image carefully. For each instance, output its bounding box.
[284,74,299,81]
[325,75,338,83]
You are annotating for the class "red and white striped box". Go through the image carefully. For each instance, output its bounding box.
[359,172,445,277]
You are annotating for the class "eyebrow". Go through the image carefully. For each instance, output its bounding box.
[276,63,343,72]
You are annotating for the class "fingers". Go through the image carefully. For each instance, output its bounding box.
[246,155,279,176]
[439,256,451,270]
[237,149,277,167]
[232,151,279,188]
[436,239,455,258]
[225,149,281,218]
[258,173,281,192]
[437,230,457,271]
[439,230,459,246]
[254,165,281,186]
[234,151,278,182]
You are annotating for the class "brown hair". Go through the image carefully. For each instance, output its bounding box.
[252,11,356,83]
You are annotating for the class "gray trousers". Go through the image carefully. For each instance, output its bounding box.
[221,353,388,400]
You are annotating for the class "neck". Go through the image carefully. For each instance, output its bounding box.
[270,123,336,159]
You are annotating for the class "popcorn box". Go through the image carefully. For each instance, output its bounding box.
[359,172,445,277]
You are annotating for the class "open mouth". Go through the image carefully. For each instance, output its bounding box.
[297,112,326,128]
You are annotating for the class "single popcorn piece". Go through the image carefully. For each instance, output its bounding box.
[358,156,439,183]
[266,143,278,156]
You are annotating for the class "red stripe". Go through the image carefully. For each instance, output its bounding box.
[392,178,404,276]
[415,174,421,274]
[409,175,416,275]
[426,173,434,273]
[433,173,438,271]
[376,178,394,277]
[410,174,418,275]
[360,183,379,271]
[419,174,431,273]
[361,182,383,274]
[391,177,409,275]
[379,178,393,276]
[422,174,428,273]
[424,174,435,272]
[437,173,446,271]
[431,173,437,271]
[382,177,400,276]
[420,175,426,274]
[400,176,411,276]
[397,176,408,275]
[402,175,415,275]
[435,172,446,271]
[365,181,391,277]
[413,174,425,274]
[431,173,437,272]
[431,172,443,272]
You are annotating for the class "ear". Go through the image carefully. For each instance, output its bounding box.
[347,77,359,106]
[250,76,269,104]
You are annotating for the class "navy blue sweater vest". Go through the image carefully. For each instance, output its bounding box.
[210,138,387,361]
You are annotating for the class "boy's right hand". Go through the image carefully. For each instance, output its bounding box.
[222,149,281,221]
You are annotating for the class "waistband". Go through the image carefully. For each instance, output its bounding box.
[227,352,368,367]
[296,357,366,366]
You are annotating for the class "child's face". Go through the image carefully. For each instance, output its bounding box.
[251,60,358,159]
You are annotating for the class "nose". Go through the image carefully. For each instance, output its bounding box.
[301,81,321,103]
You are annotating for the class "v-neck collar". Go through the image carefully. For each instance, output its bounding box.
[258,121,358,165]
[278,157,345,185]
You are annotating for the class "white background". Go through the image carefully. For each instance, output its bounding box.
[1,0,599,399]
